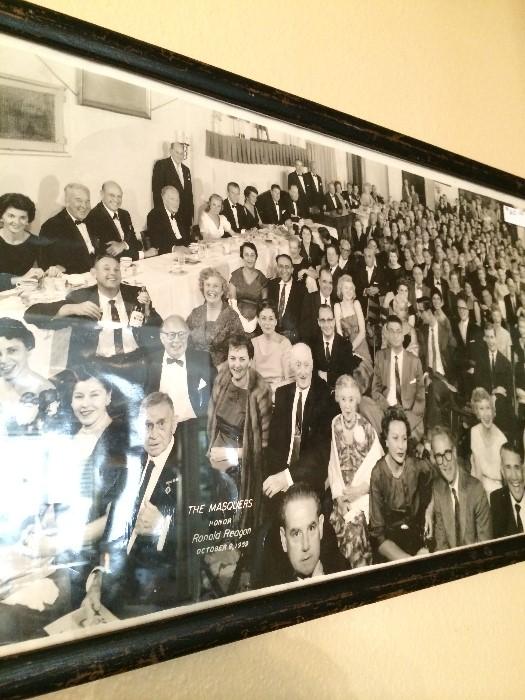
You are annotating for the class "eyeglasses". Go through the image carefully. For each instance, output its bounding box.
[434,448,453,465]
[160,331,189,341]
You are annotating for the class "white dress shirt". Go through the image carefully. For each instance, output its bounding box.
[67,211,94,255]
[103,203,126,243]
[127,436,175,554]
[366,265,376,284]
[285,384,311,485]
[96,290,138,357]
[165,206,182,239]
[279,279,293,314]
[319,293,332,307]
[387,349,404,406]
[509,492,525,530]
[159,352,196,423]
[458,318,469,344]
[428,321,445,375]
[297,172,306,193]
[311,174,319,192]
[171,157,184,188]
[449,471,460,512]
[227,199,239,229]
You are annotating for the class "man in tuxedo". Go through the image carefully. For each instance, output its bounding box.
[95,392,192,618]
[222,181,244,233]
[146,186,191,253]
[287,160,310,210]
[364,211,381,243]
[338,238,357,277]
[151,141,194,229]
[429,425,492,550]
[40,183,97,275]
[144,315,215,422]
[451,293,483,403]
[347,183,360,209]
[353,247,385,320]
[472,323,514,440]
[408,265,430,309]
[285,184,309,220]
[299,267,338,342]
[267,254,305,343]
[86,181,144,261]
[504,276,519,329]
[323,182,344,213]
[490,443,525,538]
[417,299,457,429]
[263,343,332,498]
[305,161,323,211]
[25,255,161,376]
[311,304,358,390]
[257,185,289,225]
[360,315,425,439]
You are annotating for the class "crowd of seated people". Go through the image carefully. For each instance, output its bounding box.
[1,144,525,646]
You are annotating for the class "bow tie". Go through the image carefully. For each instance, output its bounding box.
[74,219,84,225]
[170,213,177,220]
[113,212,119,221]
[231,203,237,209]
[167,357,184,366]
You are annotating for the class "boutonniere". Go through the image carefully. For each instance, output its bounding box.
[164,478,176,495]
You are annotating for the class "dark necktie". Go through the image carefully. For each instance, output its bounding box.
[451,487,461,546]
[395,354,402,405]
[278,283,286,323]
[515,504,524,532]
[167,357,184,366]
[325,341,331,364]
[290,390,303,465]
[108,299,124,354]
[74,219,83,225]
[131,459,155,529]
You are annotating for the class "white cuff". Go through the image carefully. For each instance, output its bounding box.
[284,468,293,488]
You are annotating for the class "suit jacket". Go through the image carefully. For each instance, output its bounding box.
[417,321,457,383]
[371,348,425,418]
[305,172,324,209]
[324,191,344,213]
[311,331,358,389]
[25,283,162,368]
[283,196,309,220]
[143,347,215,418]
[353,260,387,308]
[146,206,191,252]
[287,171,310,204]
[151,157,194,228]
[266,376,333,494]
[490,486,523,538]
[451,319,483,375]
[256,191,289,225]
[221,198,244,233]
[39,208,97,274]
[86,201,143,261]
[408,281,431,309]
[299,289,339,343]
[300,241,323,269]
[267,278,305,343]
[504,293,519,327]
[472,345,512,397]
[425,273,450,309]
[433,469,492,549]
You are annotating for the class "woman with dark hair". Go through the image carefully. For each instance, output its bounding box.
[229,242,268,334]
[299,224,323,268]
[369,406,434,562]
[0,317,56,435]
[242,185,262,229]
[0,193,48,291]
[385,249,404,292]
[207,333,272,526]
[252,301,292,400]
[187,267,244,367]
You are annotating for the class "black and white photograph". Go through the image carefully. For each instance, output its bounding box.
[0,4,525,695]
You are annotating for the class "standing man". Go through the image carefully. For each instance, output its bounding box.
[40,183,96,275]
[152,141,194,229]
[490,443,525,537]
[263,343,332,498]
[305,161,324,212]
[287,159,310,211]
[429,425,492,550]
[86,181,144,261]
[267,254,305,343]
[146,186,191,253]
[360,315,425,439]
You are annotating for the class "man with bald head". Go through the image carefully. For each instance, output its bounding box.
[263,343,333,499]
[86,181,145,260]
[146,185,191,253]
[152,141,194,228]
[144,314,215,422]
[40,182,97,274]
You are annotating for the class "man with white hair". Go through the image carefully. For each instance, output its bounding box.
[40,182,96,274]
[263,343,333,498]
[151,141,194,229]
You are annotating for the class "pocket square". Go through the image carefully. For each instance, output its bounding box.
[198,378,207,390]
[409,378,417,384]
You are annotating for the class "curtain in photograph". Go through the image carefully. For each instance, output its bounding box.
[205,131,307,165]
[347,153,363,190]
[305,141,336,186]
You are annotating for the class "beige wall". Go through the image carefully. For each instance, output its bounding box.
[23,1,525,698]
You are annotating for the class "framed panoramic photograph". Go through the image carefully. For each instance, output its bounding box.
[0,1,525,697]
